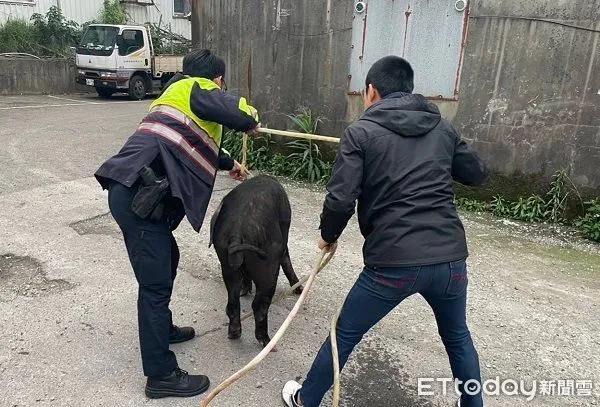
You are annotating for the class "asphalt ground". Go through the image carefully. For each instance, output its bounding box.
[0,94,598,407]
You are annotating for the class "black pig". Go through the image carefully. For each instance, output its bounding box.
[210,175,302,347]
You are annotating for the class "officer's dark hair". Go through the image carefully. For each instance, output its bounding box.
[183,48,226,79]
[365,56,414,97]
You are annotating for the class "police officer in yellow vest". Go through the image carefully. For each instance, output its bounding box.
[94,49,260,399]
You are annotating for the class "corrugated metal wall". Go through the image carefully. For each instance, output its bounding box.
[62,1,100,22]
[0,0,62,21]
[348,0,468,99]
[0,0,191,38]
[0,0,99,23]
[126,0,191,38]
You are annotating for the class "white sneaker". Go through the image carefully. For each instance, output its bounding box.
[282,380,303,407]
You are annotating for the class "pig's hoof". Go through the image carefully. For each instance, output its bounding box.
[240,286,252,297]
[293,285,304,295]
[228,326,242,340]
[258,336,271,348]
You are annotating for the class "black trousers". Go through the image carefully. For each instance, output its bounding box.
[108,180,179,377]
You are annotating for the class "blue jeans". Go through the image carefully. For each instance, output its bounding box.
[299,261,483,407]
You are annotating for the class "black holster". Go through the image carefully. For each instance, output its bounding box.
[131,166,170,221]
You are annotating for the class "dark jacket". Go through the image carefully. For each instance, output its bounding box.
[95,74,258,232]
[319,92,489,267]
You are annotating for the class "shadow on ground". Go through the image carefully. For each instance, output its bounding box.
[0,254,73,301]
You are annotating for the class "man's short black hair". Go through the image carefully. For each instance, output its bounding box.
[365,56,414,97]
[183,48,226,79]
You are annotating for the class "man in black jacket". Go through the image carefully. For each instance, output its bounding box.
[282,56,488,407]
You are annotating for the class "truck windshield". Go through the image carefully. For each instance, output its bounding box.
[77,26,119,56]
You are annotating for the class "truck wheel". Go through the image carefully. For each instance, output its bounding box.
[95,87,115,98]
[128,75,147,100]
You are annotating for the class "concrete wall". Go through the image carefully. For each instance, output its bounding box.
[192,0,600,192]
[0,58,89,95]
[454,0,600,191]
[191,0,467,134]
[192,0,354,136]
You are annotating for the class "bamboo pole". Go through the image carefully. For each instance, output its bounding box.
[257,127,340,143]
[331,303,343,406]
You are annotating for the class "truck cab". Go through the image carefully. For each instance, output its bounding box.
[76,24,183,100]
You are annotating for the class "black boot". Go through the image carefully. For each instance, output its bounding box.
[145,368,210,399]
[169,325,195,344]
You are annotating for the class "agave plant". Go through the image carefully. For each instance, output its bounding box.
[286,106,323,134]
[284,107,330,182]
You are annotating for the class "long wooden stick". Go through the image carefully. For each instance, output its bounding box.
[258,127,340,143]
[331,302,343,406]
[242,134,248,168]
[199,246,337,407]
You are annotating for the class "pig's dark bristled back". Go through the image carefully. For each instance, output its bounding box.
[212,175,290,269]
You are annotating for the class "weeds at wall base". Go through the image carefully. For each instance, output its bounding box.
[222,107,333,185]
[455,170,600,243]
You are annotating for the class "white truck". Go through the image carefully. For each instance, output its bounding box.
[76,24,184,100]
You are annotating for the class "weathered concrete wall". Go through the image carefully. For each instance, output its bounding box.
[192,0,600,191]
[454,0,600,190]
[192,0,353,136]
[0,58,89,95]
